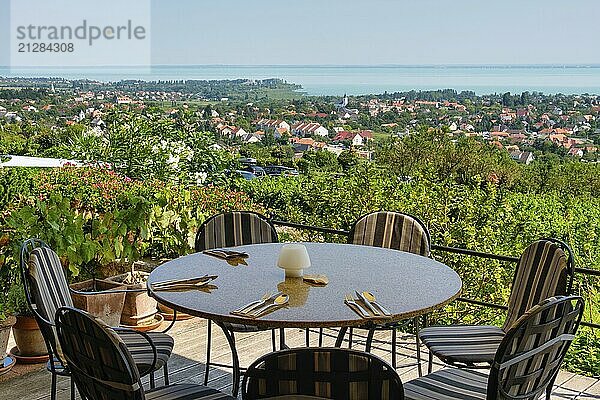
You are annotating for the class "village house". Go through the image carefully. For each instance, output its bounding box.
[254,118,291,133]
[291,122,329,137]
[332,130,373,146]
[510,150,535,165]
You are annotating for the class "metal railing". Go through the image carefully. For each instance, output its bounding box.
[271,219,600,330]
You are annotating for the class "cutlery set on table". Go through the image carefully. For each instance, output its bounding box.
[231,292,290,319]
[345,290,392,319]
[150,275,218,292]
[202,248,250,266]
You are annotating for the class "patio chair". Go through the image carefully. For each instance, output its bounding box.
[19,239,174,400]
[195,211,279,397]
[242,347,404,400]
[419,238,574,374]
[341,211,431,375]
[55,306,233,400]
[404,295,584,400]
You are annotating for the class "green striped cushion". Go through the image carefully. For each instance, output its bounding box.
[503,240,568,330]
[349,211,430,256]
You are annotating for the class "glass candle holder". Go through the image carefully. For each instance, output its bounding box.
[277,244,311,278]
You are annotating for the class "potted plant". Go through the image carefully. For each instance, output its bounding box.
[107,263,160,329]
[7,285,48,362]
[70,278,128,327]
[0,302,17,375]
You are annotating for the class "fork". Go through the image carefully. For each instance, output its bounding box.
[344,293,371,318]
[234,292,272,315]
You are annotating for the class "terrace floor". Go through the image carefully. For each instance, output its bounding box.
[1,318,598,399]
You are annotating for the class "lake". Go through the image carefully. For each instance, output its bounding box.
[3,65,600,96]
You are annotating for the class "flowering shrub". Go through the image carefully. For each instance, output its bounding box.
[0,167,262,283]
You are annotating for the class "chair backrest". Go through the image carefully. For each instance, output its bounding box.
[503,239,574,330]
[194,211,278,252]
[19,239,74,363]
[56,307,145,400]
[488,296,584,400]
[347,211,431,257]
[242,347,404,400]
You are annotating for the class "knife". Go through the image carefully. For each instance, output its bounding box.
[152,275,217,288]
[356,290,380,316]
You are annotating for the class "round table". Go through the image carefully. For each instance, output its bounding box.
[148,243,462,329]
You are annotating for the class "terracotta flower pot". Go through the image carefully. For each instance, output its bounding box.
[70,279,127,327]
[12,315,47,357]
[107,272,157,326]
[0,316,16,375]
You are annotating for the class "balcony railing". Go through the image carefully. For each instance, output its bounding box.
[270,219,600,330]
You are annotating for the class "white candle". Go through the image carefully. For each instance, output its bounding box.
[277,244,311,278]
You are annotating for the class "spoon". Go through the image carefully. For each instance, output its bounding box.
[235,292,272,315]
[362,291,392,316]
[251,294,289,318]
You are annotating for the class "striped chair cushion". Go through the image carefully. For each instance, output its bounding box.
[418,325,504,365]
[118,330,174,371]
[195,211,277,252]
[28,246,173,375]
[146,383,234,399]
[404,368,488,400]
[243,348,403,400]
[28,246,74,323]
[490,296,583,399]
[348,211,430,256]
[503,240,568,330]
[56,308,143,400]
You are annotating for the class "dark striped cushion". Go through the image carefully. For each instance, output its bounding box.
[504,240,568,330]
[146,383,234,399]
[195,212,277,252]
[56,308,143,400]
[490,296,583,399]
[419,325,504,365]
[349,211,430,256]
[118,331,174,371]
[244,348,402,400]
[404,368,488,400]
[28,247,74,322]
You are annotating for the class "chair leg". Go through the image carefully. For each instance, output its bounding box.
[150,371,155,388]
[204,320,212,385]
[70,376,75,400]
[335,327,348,347]
[391,329,397,369]
[305,328,310,347]
[272,329,277,351]
[318,328,323,347]
[428,351,433,374]
[414,317,422,377]
[279,328,287,349]
[348,327,353,349]
[51,373,57,400]
[163,363,169,386]
[365,328,375,352]
[220,326,241,397]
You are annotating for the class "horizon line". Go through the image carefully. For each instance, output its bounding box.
[2,63,600,69]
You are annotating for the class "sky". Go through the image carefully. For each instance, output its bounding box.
[150,0,600,65]
[1,0,599,66]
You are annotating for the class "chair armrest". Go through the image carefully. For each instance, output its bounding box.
[160,310,177,334]
[111,327,158,377]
